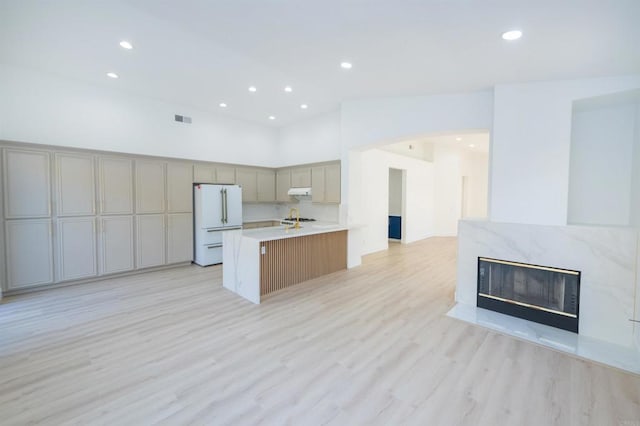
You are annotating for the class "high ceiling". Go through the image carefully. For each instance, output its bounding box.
[1,0,639,127]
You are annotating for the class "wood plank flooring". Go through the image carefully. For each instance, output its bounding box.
[0,237,638,425]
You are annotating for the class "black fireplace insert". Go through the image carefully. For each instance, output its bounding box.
[477,257,580,333]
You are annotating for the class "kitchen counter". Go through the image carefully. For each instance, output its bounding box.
[222,223,348,303]
[241,222,347,241]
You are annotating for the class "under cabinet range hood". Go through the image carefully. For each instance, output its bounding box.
[287,187,312,198]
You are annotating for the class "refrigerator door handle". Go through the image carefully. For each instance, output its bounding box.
[220,188,225,224]
[223,188,228,224]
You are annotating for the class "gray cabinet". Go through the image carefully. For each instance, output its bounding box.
[276,170,291,202]
[56,153,96,216]
[311,163,341,204]
[136,214,166,269]
[57,217,97,281]
[167,162,193,213]
[167,213,193,263]
[215,166,236,184]
[3,148,51,218]
[99,157,133,215]
[136,160,166,214]
[257,170,276,202]
[311,167,326,203]
[193,164,215,183]
[236,168,258,202]
[291,167,311,187]
[5,219,54,289]
[100,216,134,275]
[325,164,341,203]
[194,164,236,184]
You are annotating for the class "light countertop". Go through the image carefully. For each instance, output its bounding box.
[239,221,348,242]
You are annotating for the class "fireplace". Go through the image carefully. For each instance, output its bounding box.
[477,257,580,333]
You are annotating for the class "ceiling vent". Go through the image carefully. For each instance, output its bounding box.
[174,114,192,124]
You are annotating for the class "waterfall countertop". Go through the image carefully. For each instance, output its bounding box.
[240,222,348,242]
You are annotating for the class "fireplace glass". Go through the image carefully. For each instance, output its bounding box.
[477,257,580,332]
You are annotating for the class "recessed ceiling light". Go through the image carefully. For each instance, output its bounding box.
[119,40,133,50]
[501,30,522,41]
[456,137,462,141]
[219,103,227,108]
[106,72,119,79]
[300,104,308,109]
[248,86,257,92]
[469,144,476,148]
[284,86,293,93]
[340,62,353,69]
[268,116,276,120]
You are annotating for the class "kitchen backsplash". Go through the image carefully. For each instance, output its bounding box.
[242,201,339,223]
[278,200,339,222]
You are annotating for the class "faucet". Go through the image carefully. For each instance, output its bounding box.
[287,207,301,230]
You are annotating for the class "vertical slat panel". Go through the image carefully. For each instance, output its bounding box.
[259,231,347,296]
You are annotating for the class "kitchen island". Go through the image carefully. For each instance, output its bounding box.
[222,223,348,303]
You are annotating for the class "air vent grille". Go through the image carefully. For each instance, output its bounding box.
[174,114,192,124]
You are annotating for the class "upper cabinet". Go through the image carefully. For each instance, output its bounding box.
[193,164,216,183]
[311,167,326,203]
[136,160,166,214]
[194,164,236,184]
[276,170,291,202]
[215,166,236,184]
[99,157,133,215]
[291,167,311,187]
[167,162,193,213]
[236,168,258,202]
[56,153,96,216]
[324,163,341,203]
[257,170,276,202]
[311,163,341,204]
[3,148,51,219]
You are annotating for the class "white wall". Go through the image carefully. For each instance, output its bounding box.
[490,75,640,226]
[352,149,434,255]
[568,102,637,226]
[388,168,403,217]
[433,144,462,236]
[0,64,279,167]
[460,150,489,219]
[276,111,341,167]
[340,91,493,238]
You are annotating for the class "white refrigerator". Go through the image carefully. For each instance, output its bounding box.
[193,184,243,266]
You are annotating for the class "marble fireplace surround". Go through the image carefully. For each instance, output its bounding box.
[455,220,640,353]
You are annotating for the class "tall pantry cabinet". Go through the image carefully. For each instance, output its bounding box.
[0,145,195,294]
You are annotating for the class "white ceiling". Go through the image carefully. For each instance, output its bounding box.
[1,0,639,127]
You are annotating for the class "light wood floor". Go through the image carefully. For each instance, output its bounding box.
[1,237,638,425]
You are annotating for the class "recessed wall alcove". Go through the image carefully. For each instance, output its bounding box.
[568,89,640,227]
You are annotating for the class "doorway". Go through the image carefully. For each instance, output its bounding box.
[388,168,405,242]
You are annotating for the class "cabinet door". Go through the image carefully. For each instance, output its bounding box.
[325,164,341,203]
[167,213,193,263]
[167,162,193,213]
[236,169,258,202]
[257,170,276,202]
[100,216,134,274]
[56,153,95,216]
[100,157,133,215]
[3,149,51,218]
[136,160,166,214]
[276,170,291,202]
[5,219,54,289]
[193,164,215,183]
[136,214,166,269]
[311,167,326,203]
[57,217,97,281]
[291,167,311,187]
[215,167,236,184]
